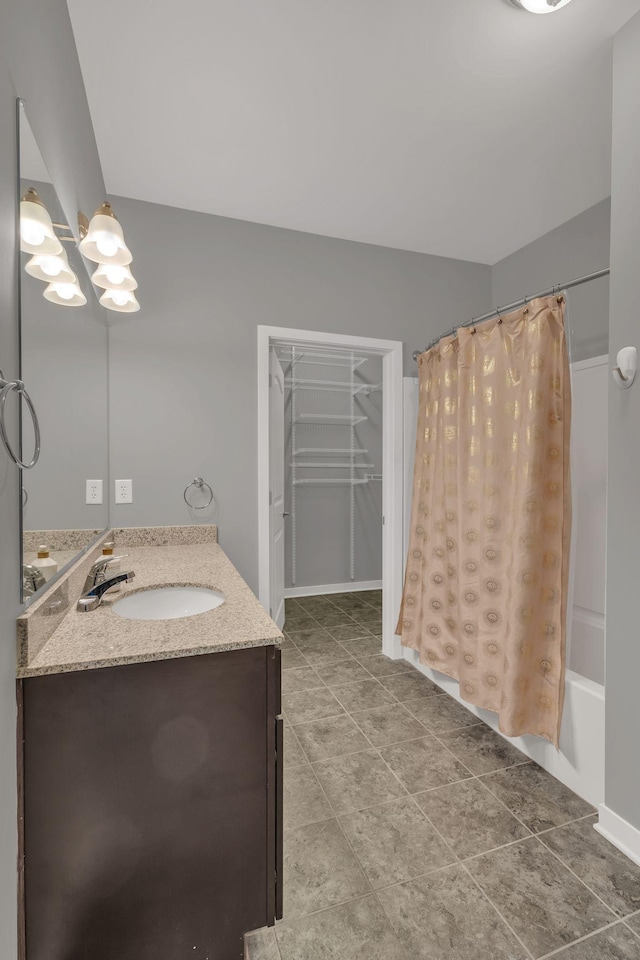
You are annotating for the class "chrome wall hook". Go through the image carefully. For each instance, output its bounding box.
[612,347,637,390]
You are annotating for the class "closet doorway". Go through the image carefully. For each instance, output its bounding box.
[257,327,403,658]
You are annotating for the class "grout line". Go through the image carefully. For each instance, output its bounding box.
[283,724,310,770]
[407,792,538,960]
[402,798,533,953]
[286,748,377,908]
[245,928,283,960]
[416,800,534,960]
[307,744,397,767]
[476,769,599,839]
[275,891,376,934]
[458,862,537,960]
[285,709,347,726]
[532,833,621,919]
[532,812,598,837]
[374,794,537,960]
[622,912,640,942]
[536,918,626,959]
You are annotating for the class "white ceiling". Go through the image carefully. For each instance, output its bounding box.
[67,0,640,264]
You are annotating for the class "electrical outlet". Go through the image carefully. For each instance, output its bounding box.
[115,479,133,504]
[86,480,103,504]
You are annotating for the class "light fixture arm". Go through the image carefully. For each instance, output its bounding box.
[21,186,44,206]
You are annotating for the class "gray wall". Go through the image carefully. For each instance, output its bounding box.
[108,195,492,592]
[0,2,105,956]
[492,199,611,363]
[605,10,640,833]
[20,182,109,533]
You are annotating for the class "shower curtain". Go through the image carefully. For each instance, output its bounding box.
[398,295,570,746]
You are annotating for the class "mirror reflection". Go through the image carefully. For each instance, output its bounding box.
[19,103,109,602]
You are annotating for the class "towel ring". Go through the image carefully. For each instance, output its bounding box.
[0,372,41,469]
[184,477,214,509]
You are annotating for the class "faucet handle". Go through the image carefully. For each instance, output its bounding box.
[83,554,130,593]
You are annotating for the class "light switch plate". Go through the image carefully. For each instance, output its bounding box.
[86,479,103,504]
[115,479,133,504]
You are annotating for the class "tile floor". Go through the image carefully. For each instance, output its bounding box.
[246,591,640,960]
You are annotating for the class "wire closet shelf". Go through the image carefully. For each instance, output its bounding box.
[276,345,382,585]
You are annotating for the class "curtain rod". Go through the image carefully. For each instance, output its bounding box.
[412,267,611,362]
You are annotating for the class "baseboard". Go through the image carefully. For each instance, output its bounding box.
[594,804,640,866]
[284,580,382,598]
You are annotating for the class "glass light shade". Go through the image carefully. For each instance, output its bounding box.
[25,248,76,284]
[99,288,140,313]
[79,205,132,265]
[507,0,574,12]
[91,261,138,292]
[43,279,87,307]
[20,191,63,256]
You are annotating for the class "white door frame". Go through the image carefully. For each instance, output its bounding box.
[257,325,404,660]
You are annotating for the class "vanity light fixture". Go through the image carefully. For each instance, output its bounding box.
[99,287,140,313]
[78,202,132,266]
[43,279,87,307]
[506,0,575,11]
[91,261,138,292]
[20,188,63,256]
[25,247,76,285]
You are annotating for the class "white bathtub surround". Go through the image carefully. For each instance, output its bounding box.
[403,650,605,807]
[568,355,608,686]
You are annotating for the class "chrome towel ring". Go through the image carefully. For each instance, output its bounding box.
[184,477,214,509]
[0,370,40,469]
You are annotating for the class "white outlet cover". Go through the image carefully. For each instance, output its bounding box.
[115,479,133,504]
[86,479,103,504]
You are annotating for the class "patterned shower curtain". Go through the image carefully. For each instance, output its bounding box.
[397,295,571,746]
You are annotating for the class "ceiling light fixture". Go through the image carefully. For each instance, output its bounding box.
[25,247,76,285]
[99,287,140,313]
[506,0,575,11]
[78,201,133,266]
[43,279,87,307]
[20,188,63,256]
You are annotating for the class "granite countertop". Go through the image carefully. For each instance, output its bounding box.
[18,536,283,679]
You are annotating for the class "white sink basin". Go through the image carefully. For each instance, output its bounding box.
[113,586,225,621]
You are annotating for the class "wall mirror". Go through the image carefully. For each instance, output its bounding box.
[18,100,109,603]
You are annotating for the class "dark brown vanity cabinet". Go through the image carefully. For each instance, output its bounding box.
[18,645,282,960]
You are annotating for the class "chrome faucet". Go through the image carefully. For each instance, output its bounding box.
[77,555,135,612]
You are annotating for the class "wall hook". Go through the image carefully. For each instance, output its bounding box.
[612,346,637,389]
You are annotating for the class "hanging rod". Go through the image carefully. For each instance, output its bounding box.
[412,267,610,361]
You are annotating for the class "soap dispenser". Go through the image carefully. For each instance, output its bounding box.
[101,541,122,593]
[32,545,58,583]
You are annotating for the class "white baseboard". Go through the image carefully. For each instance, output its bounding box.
[284,580,382,599]
[594,804,640,866]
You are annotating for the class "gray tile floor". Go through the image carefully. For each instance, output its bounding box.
[246,591,640,960]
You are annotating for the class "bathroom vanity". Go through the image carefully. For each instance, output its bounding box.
[17,527,283,960]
